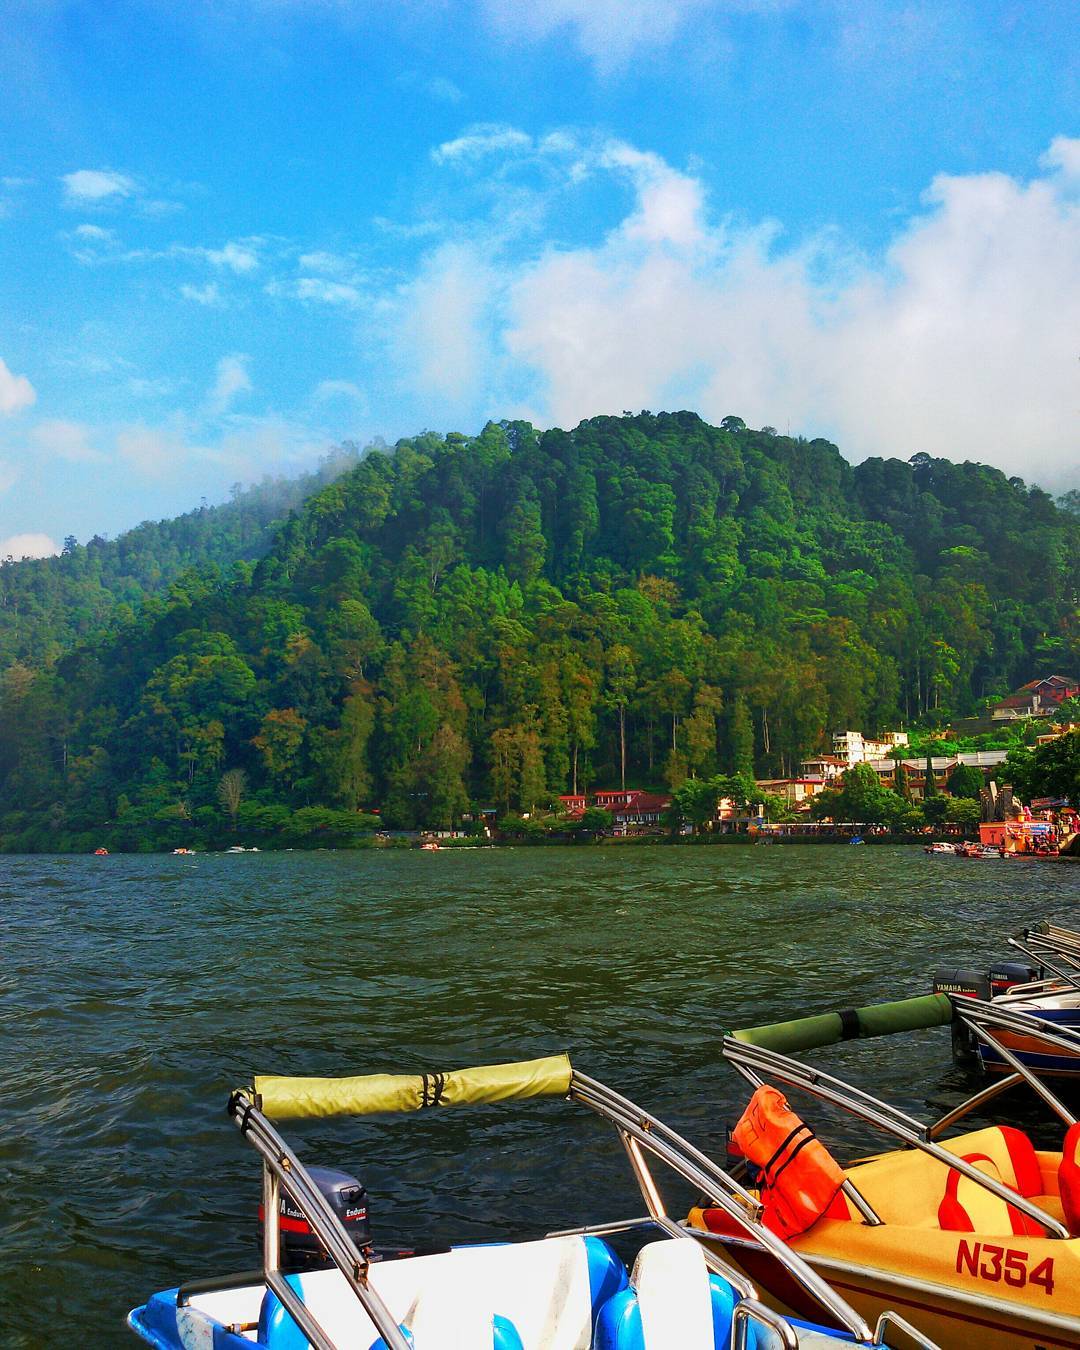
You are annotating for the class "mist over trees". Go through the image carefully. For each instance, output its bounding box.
[1,412,1077,851]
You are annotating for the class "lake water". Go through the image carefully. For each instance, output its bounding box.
[3,845,1079,1346]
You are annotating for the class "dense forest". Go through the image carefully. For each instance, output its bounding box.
[0,442,367,668]
[1,412,1077,851]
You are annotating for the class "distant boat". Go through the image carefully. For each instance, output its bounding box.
[419,840,440,851]
[93,847,109,856]
[172,847,194,855]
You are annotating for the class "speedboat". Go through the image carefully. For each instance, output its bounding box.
[687,1001,1080,1349]
[129,1055,936,1349]
[935,923,1080,1078]
[923,843,956,856]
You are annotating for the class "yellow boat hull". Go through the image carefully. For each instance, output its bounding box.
[690,1221,1080,1349]
[687,1126,1080,1350]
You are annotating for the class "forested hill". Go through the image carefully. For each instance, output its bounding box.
[0,442,366,669]
[2,412,1078,852]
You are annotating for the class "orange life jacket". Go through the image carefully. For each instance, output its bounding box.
[730,1085,846,1239]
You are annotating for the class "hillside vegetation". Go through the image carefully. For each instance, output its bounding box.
[1,412,1077,851]
[0,443,365,668]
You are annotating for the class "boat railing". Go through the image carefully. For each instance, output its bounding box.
[227,1057,890,1348]
[946,994,1080,1129]
[721,1033,1071,1240]
[230,1088,411,1350]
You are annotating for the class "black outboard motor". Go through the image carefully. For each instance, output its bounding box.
[933,969,991,1067]
[258,1165,370,1269]
[989,961,1041,998]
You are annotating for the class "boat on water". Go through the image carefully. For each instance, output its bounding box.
[129,1054,936,1349]
[687,1004,1080,1349]
[923,843,956,856]
[94,846,109,855]
[936,923,1080,1078]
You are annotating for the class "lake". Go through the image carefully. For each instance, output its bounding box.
[3,845,1078,1346]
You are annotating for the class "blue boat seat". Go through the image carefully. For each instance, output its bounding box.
[594,1239,736,1350]
[260,1233,627,1349]
[592,1239,867,1350]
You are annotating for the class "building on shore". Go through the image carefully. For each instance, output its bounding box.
[991,674,1079,721]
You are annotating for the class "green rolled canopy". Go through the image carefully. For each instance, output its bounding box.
[731,993,954,1054]
[253,1053,573,1120]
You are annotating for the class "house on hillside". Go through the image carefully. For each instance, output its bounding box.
[755,777,825,811]
[991,675,1079,721]
[608,791,672,832]
[800,754,848,780]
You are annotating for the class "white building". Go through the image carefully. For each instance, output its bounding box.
[831,729,909,766]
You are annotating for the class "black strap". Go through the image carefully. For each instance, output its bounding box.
[838,1008,861,1040]
[768,1129,818,1187]
[420,1071,447,1108]
[762,1122,810,1179]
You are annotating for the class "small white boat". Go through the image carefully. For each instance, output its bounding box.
[128,1056,936,1349]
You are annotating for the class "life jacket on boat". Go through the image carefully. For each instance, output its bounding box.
[729,1085,846,1239]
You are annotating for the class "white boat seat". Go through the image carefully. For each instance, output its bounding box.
[633,1240,715,1348]
[260,1234,619,1349]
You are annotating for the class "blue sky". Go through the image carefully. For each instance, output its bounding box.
[1,0,1078,556]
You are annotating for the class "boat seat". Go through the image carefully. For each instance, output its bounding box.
[260,1234,627,1349]
[1058,1121,1080,1233]
[593,1240,857,1350]
[937,1127,1044,1237]
[593,1239,734,1349]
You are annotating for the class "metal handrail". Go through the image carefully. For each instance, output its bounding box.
[227,1069,889,1349]
[731,1299,798,1349]
[570,1071,878,1344]
[230,1091,411,1350]
[721,1035,1070,1240]
[950,997,1080,1127]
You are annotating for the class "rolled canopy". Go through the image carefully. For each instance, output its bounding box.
[731,993,953,1055]
[253,1053,573,1120]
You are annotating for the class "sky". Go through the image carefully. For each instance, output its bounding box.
[1,0,1078,558]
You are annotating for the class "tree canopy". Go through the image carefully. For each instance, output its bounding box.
[1,412,1077,851]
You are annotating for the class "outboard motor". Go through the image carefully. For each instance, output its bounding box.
[259,1165,370,1269]
[989,961,1041,998]
[933,969,991,1067]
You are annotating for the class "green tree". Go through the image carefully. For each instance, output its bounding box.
[605,645,637,791]
[947,763,985,799]
[728,694,754,775]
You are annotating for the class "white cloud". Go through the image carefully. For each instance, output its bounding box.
[0,533,58,560]
[432,123,533,164]
[313,378,365,403]
[62,169,135,203]
[391,135,1080,485]
[208,354,252,414]
[73,223,114,241]
[1042,136,1080,181]
[391,242,499,410]
[0,357,35,415]
[180,282,223,305]
[204,240,259,273]
[31,419,101,462]
[293,276,361,304]
[480,0,732,71]
[298,250,350,274]
[601,141,705,247]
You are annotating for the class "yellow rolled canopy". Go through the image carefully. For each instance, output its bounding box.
[253,1053,573,1120]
